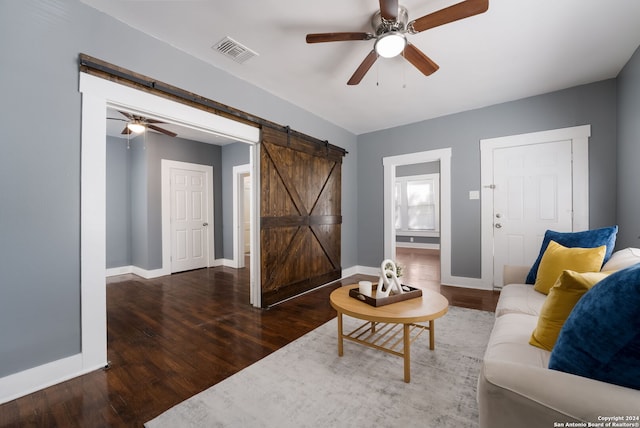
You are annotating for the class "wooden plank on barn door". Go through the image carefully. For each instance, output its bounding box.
[260,127,344,307]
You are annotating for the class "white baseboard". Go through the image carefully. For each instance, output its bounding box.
[106,260,239,279]
[395,242,440,250]
[106,265,170,279]
[213,258,234,268]
[131,266,170,279]
[106,265,133,277]
[441,275,492,290]
[0,354,103,405]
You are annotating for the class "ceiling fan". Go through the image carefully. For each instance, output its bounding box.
[108,110,177,137]
[306,0,489,85]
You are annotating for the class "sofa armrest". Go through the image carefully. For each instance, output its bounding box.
[479,360,640,427]
[502,265,530,286]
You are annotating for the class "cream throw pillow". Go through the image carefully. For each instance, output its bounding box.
[533,240,606,295]
[530,270,609,351]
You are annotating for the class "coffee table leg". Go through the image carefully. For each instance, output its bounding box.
[337,312,344,357]
[403,323,410,383]
[429,319,435,350]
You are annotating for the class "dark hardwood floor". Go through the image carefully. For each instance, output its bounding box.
[0,251,498,427]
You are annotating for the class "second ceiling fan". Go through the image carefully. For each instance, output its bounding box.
[110,110,178,137]
[306,0,489,85]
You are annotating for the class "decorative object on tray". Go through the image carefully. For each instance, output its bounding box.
[377,259,405,297]
[358,280,373,296]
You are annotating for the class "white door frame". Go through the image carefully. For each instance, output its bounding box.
[79,73,261,372]
[161,160,215,273]
[480,125,590,288]
[383,148,455,285]
[233,164,251,269]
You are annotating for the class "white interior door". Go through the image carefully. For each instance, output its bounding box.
[491,141,573,286]
[171,167,210,273]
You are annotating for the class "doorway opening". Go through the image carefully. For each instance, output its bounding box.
[80,72,261,372]
[383,148,451,289]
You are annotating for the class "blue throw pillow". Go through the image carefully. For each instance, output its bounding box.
[525,226,618,284]
[548,262,640,390]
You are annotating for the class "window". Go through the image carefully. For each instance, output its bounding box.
[395,173,440,236]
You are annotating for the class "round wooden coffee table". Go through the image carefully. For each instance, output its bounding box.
[330,285,449,383]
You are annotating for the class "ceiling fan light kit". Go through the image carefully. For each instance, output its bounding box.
[306,0,489,85]
[375,32,406,58]
[127,121,146,134]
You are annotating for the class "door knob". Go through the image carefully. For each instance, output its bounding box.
[203,222,209,227]
[495,223,502,229]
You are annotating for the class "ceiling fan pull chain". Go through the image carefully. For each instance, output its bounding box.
[403,56,407,89]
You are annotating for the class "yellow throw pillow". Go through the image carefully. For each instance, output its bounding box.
[530,270,609,351]
[533,240,606,294]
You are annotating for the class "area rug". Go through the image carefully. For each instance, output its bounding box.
[145,305,494,428]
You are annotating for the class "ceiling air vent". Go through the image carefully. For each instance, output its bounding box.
[213,36,258,64]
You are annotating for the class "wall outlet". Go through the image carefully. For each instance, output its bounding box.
[409,237,414,243]
[469,190,480,200]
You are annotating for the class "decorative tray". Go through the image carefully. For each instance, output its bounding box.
[348,285,423,307]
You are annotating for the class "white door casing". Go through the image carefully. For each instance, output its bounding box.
[480,125,590,289]
[30,72,262,409]
[168,163,213,273]
[243,174,251,254]
[383,149,459,286]
[233,164,251,269]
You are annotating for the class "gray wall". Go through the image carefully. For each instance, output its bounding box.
[221,143,251,260]
[617,46,640,250]
[106,137,132,268]
[0,0,357,378]
[358,80,618,278]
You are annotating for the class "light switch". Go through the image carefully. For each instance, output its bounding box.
[469,190,480,200]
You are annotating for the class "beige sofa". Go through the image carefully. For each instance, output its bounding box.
[477,250,640,428]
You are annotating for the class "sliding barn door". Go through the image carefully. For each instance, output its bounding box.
[260,127,344,307]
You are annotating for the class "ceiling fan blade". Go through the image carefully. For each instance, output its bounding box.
[306,32,373,43]
[144,118,166,124]
[409,0,488,33]
[121,126,132,135]
[147,124,177,137]
[347,50,378,86]
[403,44,439,76]
[379,0,399,20]
[117,110,134,120]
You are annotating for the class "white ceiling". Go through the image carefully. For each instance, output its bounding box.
[86,0,640,135]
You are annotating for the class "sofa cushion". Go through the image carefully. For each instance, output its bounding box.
[529,270,609,351]
[549,263,640,390]
[602,247,640,272]
[525,226,618,284]
[484,313,550,368]
[533,241,606,294]
[495,284,547,318]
